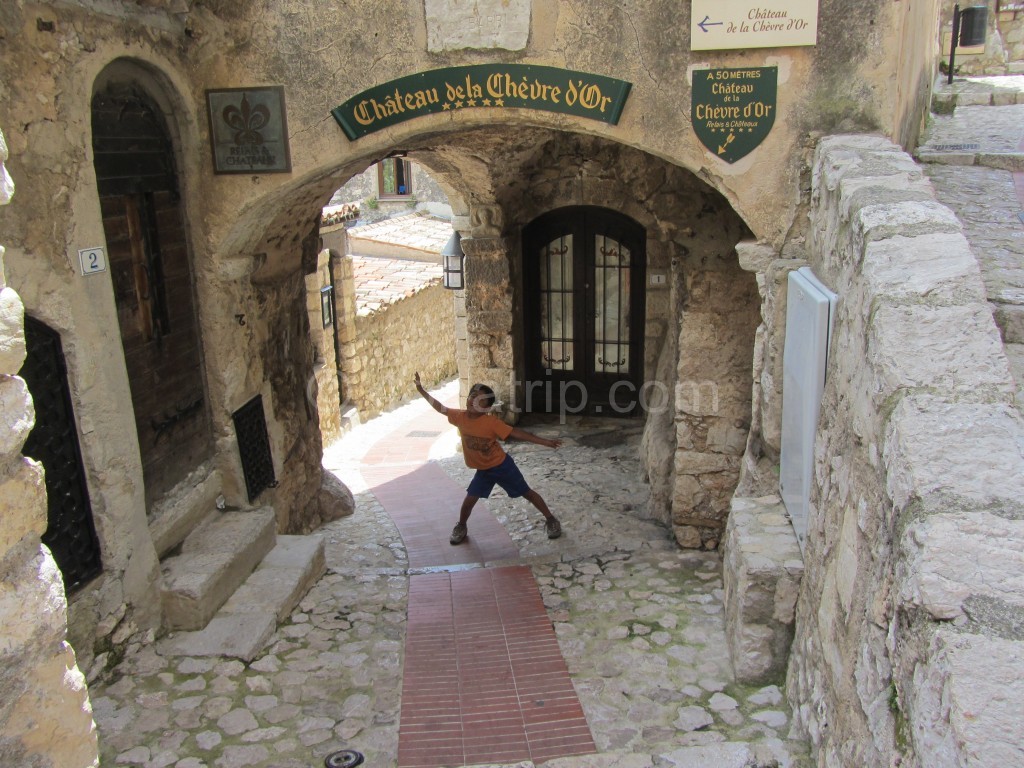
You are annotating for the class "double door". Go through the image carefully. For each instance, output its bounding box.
[523,207,646,416]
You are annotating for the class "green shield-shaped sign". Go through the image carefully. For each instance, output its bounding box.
[692,67,777,163]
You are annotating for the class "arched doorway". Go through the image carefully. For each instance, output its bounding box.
[91,75,212,508]
[522,206,646,416]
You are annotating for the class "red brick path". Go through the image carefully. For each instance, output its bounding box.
[360,403,595,767]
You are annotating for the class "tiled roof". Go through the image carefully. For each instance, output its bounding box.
[351,255,442,316]
[348,211,453,257]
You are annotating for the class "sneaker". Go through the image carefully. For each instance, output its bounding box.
[449,522,468,545]
[545,517,562,540]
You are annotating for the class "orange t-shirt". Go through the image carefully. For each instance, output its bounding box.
[447,410,514,470]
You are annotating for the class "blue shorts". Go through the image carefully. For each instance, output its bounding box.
[467,454,530,499]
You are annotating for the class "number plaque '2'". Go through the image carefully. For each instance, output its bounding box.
[78,247,107,276]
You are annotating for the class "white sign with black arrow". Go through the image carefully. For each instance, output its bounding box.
[691,0,819,51]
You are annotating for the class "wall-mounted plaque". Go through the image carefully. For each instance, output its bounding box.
[692,67,778,163]
[206,86,292,174]
[425,0,530,52]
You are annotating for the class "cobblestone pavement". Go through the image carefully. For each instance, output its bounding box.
[919,75,1024,404]
[91,383,810,768]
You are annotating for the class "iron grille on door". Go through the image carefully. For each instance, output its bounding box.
[20,316,103,593]
[232,395,276,502]
[524,207,646,416]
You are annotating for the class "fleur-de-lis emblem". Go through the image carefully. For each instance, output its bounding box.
[222,94,270,145]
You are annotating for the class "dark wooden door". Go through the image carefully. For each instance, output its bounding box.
[523,207,646,416]
[92,83,212,507]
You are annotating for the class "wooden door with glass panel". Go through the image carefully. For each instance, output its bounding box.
[523,207,646,416]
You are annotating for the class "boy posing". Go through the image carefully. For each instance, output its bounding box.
[414,373,563,544]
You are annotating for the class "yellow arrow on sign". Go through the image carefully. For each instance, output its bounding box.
[718,132,736,155]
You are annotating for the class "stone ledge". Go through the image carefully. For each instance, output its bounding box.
[723,495,804,685]
[868,302,1015,405]
[148,465,222,558]
[861,233,987,306]
[915,149,1024,171]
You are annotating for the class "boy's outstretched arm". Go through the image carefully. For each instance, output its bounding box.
[414,372,448,415]
[508,427,562,449]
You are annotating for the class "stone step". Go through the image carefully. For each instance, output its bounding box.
[915,148,1024,171]
[159,534,326,661]
[160,508,277,631]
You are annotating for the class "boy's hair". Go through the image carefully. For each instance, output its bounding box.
[470,383,495,407]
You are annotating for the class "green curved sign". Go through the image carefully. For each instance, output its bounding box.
[331,64,632,140]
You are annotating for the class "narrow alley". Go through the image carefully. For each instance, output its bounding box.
[90,380,807,768]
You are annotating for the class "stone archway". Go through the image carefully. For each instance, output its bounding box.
[206,121,758,550]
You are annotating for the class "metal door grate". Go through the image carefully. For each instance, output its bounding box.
[232,395,276,502]
[20,316,103,592]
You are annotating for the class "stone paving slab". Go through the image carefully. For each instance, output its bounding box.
[931,74,1024,111]
[158,612,279,662]
[917,81,1024,406]
[917,103,1024,165]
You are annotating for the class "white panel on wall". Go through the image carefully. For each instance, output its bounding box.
[780,267,838,554]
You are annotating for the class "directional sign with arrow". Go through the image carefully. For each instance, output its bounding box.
[691,0,818,51]
[691,67,777,164]
[697,15,724,33]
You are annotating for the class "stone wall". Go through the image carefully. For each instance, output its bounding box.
[942,1,1024,75]
[306,249,343,449]
[785,134,1024,766]
[0,127,99,767]
[336,256,457,419]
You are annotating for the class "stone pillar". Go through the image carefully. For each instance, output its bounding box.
[306,249,341,448]
[0,127,99,766]
[735,240,804,496]
[461,204,515,412]
[670,252,760,549]
[334,251,361,407]
[454,288,470,398]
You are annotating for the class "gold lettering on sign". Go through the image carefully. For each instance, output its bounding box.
[348,70,617,130]
[353,88,440,126]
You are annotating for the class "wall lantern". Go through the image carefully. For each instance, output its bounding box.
[320,285,334,328]
[441,231,465,290]
[947,3,989,84]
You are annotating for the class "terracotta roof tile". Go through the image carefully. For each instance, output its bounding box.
[351,255,443,316]
[347,211,453,256]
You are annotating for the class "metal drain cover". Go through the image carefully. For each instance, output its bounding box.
[929,143,980,151]
[325,750,365,768]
